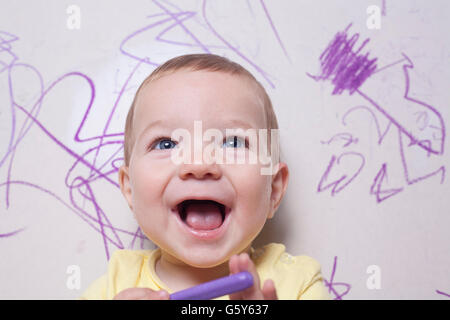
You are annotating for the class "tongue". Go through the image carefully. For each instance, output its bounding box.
[184,201,223,230]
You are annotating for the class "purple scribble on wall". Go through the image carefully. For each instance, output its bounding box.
[0,228,25,238]
[323,256,351,300]
[436,290,450,299]
[308,23,377,95]
[310,23,446,203]
[0,1,291,261]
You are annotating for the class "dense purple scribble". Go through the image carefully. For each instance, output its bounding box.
[311,24,446,203]
[307,23,377,95]
[323,256,351,300]
[0,2,289,260]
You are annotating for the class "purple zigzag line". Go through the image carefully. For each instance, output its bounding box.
[370,163,403,203]
[356,52,446,156]
[119,15,174,66]
[397,128,446,185]
[153,0,211,53]
[10,95,130,259]
[317,152,365,196]
[323,256,351,300]
[11,82,119,188]
[151,5,226,50]
[85,60,142,193]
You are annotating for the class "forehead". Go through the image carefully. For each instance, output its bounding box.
[133,70,266,136]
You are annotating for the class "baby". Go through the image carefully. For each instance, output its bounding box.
[80,53,330,300]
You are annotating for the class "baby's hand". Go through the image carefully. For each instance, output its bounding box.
[113,288,170,300]
[228,253,278,300]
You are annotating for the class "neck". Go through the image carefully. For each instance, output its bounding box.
[155,246,252,292]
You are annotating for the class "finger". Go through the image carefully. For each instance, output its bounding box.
[229,253,264,300]
[114,288,169,300]
[114,288,151,300]
[228,254,240,275]
[262,279,278,300]
[138,289,170,300]
[238,253,261,293]
[228,254,245,300]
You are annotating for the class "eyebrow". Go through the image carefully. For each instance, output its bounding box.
[137,119,255,141]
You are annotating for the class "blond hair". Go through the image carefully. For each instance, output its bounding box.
[123,53,279,166]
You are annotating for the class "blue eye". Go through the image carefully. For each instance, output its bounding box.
[223,136,248,148]
[152,138,177,150]
[148,136,248,151]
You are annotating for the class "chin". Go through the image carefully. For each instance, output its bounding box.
[189,260,225,269]
[177,246,231,268]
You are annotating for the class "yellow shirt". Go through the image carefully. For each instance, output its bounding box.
[79,243,331,300]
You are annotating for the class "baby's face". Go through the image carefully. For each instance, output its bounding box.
[119,70,286,268]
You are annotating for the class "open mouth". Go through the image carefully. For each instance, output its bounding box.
[176,199,228,231]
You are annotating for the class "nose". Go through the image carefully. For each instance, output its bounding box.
[178,161,222,180]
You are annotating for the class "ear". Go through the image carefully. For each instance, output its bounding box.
[267,162,289,219]
[118,165,133,211]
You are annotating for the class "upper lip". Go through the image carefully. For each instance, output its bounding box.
[170,194,233,212]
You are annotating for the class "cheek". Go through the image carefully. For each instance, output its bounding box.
[229,163,272,218]
[130,158,171,211]
[130,158,175,238]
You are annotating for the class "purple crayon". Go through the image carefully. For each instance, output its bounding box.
[170,271,253,300]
